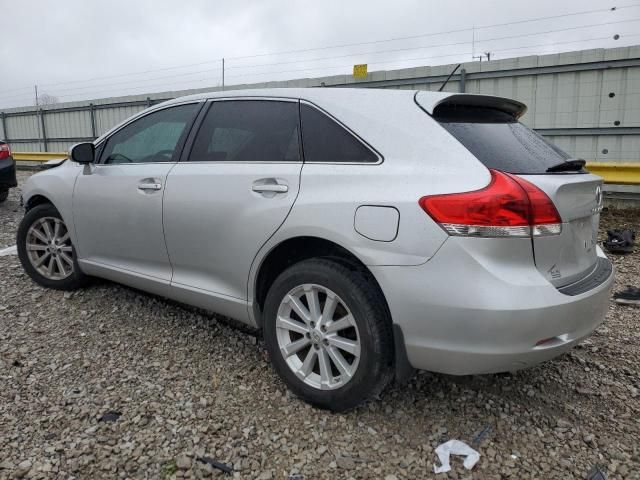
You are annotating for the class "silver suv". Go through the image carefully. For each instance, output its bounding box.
[17,88,614,411]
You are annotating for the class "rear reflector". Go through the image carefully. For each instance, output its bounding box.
[419,169,562,238]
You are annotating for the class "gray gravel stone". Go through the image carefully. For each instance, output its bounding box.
[1,171,639,478]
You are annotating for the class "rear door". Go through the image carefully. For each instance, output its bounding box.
[433,102,603,287]
[163,98,303,304]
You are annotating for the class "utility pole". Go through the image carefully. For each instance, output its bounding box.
[34,85,43,152]
[471,26,475,61]
[221,58,225,91]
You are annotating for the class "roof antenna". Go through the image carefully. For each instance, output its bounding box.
[438,64,461,92]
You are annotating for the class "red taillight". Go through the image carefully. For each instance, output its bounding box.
[419,169,561,238]
[0,143,10,160]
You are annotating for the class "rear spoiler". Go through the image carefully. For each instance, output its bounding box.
[415,92,527,120]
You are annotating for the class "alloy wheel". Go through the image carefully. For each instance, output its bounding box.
[276,284,361,390]
[25,216,74,280]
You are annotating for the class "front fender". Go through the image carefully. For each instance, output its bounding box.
[22,161,82,247]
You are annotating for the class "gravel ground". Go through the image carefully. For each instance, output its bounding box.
[1,171,639,480]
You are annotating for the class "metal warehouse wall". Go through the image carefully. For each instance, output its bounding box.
[1,45,639,162]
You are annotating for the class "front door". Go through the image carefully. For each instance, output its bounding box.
[163,99,302,317]
[73,103,201,291]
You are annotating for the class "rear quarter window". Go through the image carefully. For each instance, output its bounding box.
[434,105,571,174]
[300,104,378,163]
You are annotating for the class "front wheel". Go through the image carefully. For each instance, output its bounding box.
[263,258,394,411]
[17,203,88,290]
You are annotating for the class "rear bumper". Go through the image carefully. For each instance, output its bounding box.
[371,238,614,375]
[0,157,17,190]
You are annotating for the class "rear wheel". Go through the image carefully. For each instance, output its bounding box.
[263,258,393,411]
[17,203,88,290]
[0,190,8,203]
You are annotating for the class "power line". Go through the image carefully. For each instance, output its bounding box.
[0,29,634,105]
[225,17,640,71]
[14,33,634,103]
[0,3,633,94]
[2,16,636,102]
[225,3,639,61]
[225,32,638,79]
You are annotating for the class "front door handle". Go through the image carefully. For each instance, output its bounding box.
[138,182,162,191]
[252,184,288,193]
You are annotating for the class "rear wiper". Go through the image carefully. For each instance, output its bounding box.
[546,158,586,173]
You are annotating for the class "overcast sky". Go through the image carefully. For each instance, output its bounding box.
[0,0,638,108]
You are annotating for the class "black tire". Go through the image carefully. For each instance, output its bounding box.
[0,190,8,203]
[17,203,88,291]
[263,258,394,411]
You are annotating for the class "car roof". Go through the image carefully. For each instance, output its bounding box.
[158,87,443,107]
[156,87,526,118]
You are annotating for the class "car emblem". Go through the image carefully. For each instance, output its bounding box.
[592,185,604,213]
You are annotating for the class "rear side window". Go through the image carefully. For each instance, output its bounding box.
[189,100,300,162]
[435,105,571,174]
[300,104,378,163]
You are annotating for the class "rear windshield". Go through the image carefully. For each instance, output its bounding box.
[435,105,572,174]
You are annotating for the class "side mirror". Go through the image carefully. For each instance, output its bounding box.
[70,142,95,164]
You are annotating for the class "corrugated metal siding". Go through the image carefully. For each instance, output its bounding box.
[44,110,92,138]
[10,142,42,152]
[96,105,146,135]
[46,140,77,152]
[6,114,40,140]
[547,134,640,161]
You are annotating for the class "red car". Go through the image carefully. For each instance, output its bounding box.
[0,141,17,203]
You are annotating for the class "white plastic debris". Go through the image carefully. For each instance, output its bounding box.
[433,439,480,474]
[0,245,17,256]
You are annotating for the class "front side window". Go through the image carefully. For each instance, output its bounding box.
[189,100,300,162]
[300,104,378,163]
[100,104,198,164]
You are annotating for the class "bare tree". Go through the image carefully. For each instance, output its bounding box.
[35,93,59,106]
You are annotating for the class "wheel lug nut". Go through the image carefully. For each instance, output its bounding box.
[305,333,310,338]
[323,339,329,346]
[310,321,315,328]
[321,326,326,332]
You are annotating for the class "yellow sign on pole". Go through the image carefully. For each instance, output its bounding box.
[353,64,368,78]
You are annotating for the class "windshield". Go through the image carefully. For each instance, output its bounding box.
[435,105,575,174]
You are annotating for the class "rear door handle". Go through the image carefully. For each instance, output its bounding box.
[252,184,288,193]
[138,182,162,191]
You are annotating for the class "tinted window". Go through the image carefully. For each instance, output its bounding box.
[189,100,300,162]
[435,105,571,174]
[300,104,378,163]
[100,104,198,164]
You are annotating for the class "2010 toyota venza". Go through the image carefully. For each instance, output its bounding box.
[17,88,614,411]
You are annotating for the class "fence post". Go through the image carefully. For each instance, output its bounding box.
[89,103,97,139]
[39,109,48,152]
[459,68,466,93]
[146,97,152,108]
[0,112,7,144]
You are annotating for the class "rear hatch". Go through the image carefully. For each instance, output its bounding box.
[418,93,603,288]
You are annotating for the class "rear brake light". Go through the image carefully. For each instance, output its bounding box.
[419,169,561,238]
[0,144,10,160]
